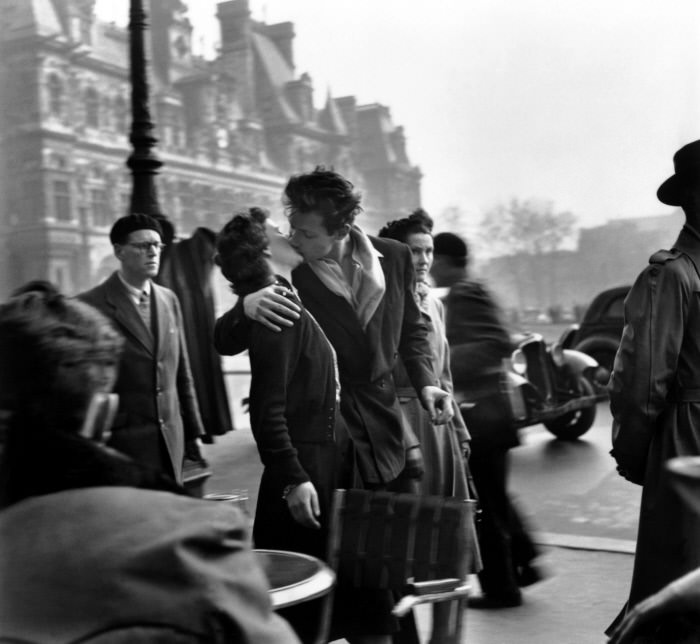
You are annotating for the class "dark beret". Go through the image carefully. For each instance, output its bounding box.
[433,232,468,259]
[109,213,163,245]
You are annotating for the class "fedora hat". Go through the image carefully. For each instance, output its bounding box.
[657,139,700,206]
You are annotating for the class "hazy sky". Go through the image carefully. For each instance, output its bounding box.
[95,0,700,231]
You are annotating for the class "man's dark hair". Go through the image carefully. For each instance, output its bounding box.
[283,166,362,234]
[109,213,163,246]
[433,232,469,268]
[378,208,434,243]
[215,208,273,297]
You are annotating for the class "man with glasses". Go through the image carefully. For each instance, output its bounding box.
[80,213,205,483]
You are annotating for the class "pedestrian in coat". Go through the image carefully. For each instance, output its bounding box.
[378,210,481,642]
[157,226,233,440]
[79,213,205,484]
[431,232,542,609]
[607,138,700,634]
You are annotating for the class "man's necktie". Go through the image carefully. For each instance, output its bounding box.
[138,290,151,330]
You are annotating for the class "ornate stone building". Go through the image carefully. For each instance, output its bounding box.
[0,0,422,297]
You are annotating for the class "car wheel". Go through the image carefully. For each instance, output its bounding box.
[543,377,597,440]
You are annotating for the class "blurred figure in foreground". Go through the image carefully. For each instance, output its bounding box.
[215,207,342,643]
[608,566,700,644]
[0,285,299,643]
[608,455,700,644]
[79,213,205,484]
[607,139,700,633]
[431,232,542,609]
[379,210,481,642]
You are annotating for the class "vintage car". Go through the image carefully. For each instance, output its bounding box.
[458,331,610,441]
[560,285,630,373]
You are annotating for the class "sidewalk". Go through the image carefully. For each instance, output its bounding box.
[441,545,633,644]
[202,429,635,644]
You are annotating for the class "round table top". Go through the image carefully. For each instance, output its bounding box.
[254,549,336,609]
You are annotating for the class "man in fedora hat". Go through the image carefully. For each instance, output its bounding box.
[607,138,700,632]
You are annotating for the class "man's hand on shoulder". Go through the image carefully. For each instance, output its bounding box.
[243,284,301,332]
[421,385,455,425]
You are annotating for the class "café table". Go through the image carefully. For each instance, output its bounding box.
[254,548,336,610]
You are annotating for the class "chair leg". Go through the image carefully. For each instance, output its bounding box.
[314,589,335,644]
[429,599,464,644]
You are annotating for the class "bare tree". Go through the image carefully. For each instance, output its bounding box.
[479,197,576,256]
[479,198,577,310]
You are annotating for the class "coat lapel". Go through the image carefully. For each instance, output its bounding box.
[364,251,388,377]
[152,283,172,361]
[293,263,366,343]
[103,273,155,355]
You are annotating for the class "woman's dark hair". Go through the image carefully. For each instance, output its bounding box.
[215,207,274,296]
[283,166,362,234]
[378,208,434,244]
[0,285,123,428]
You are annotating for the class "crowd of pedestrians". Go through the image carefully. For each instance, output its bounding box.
[4,141,700,642]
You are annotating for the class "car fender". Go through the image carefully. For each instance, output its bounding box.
[559,323,580,349]
[563,348,598,376]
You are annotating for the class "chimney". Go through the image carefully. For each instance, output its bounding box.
[284,72,313,123]
[217,0,256,116]
[260,21,295,70]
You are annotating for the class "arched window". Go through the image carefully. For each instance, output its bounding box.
[48,74,63,117]
[85,86,99,128]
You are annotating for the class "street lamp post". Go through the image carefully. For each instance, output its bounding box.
[127,0,165,225]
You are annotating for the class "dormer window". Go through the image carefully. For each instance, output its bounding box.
[173,35,189,59]
[70,15,92,45]
[48,74,64,118]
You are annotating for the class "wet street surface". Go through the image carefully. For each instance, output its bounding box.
[511,403,640,547]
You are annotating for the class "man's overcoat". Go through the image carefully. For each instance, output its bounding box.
[80,272,204,482]
[610,224,700,611]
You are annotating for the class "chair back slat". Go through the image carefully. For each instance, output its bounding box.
[329,489,476,591]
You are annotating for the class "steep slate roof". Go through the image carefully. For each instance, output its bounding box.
[90,21,129,71]
[251,30,299,124]
[1,0,64,41]
[356,104,398,167]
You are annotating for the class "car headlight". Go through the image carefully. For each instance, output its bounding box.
[550,343,565,368]
[511,349,527,375]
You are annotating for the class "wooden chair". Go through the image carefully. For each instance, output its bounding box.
[318,489,478,644]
